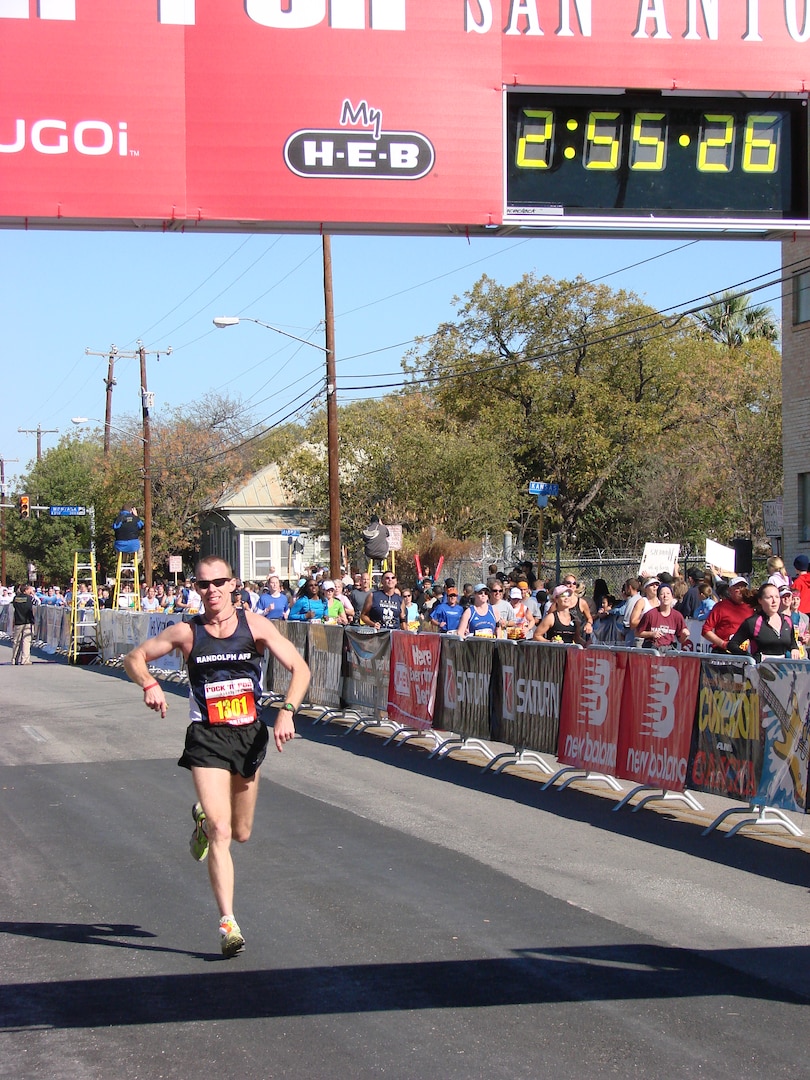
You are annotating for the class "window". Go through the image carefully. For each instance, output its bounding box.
[793,270,810,325]
[251,538,275,580]
[800,473,810,543]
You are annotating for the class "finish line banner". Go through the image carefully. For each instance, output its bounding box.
[387,630,440,730]
[688,658,762,801]
[616,652,702,792]
[557,647,629,774]
[492,641,565,752]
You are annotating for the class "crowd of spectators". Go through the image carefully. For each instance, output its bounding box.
[5,553,810,663]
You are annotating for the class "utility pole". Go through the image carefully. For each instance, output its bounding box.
[322,233,341,581]
[0,456,19,586]
[84,345,118,456]
[84,340,171,587]
[17,426,58,461]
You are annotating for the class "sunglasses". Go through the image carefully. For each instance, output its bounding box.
[490,587,503,593]
[196,577,231,590]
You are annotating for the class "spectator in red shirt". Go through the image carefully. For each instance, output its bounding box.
[636,582,691,649]
[701,577,755,652]
[790,554,810,615]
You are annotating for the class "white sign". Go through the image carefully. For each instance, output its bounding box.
[168,555,183,573]
[762,498,783,537]
[385,523,403,551]
[638,543,680,579]
[705,539,736,578]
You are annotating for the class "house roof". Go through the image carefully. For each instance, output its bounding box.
[214,463,293,509]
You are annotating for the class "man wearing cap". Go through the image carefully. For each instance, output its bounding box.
[791,555,810,615]
[701,577,755,652]
[429,587,464,633]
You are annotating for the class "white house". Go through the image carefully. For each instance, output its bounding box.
[198,463,325,583]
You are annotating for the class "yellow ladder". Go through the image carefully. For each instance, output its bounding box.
[70,550,101,664]
[113,550,142,611]
[367,551,395,586]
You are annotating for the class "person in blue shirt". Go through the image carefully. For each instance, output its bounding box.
[288,578,327,622]
[430,587,464,633]
[257,575,290,620]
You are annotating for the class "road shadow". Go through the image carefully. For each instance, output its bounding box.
[0,921,208,960]
[1,940,807,1030]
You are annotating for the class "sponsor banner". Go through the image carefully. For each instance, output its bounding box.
[688,658,762,801]
[686,619,713,655]
[98,610,153,660]
[307,622,344,709]
[435,635,494,740]
[37,604,71,652]
[493,640,565,752]
[270,621,308,695]
[3,4,809,229]
[387,630,440,730]
[616,651,702,792]
[342,627,391,714]
[749,660,810,813]
[557,647,628,774]
[146,611,184,670]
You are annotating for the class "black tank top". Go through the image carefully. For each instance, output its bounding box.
[187,609,264,723]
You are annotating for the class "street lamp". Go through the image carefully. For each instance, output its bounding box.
[72,416,149,577]
[213,302,342,580]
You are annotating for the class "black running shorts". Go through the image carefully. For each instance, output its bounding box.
[178,719,269,778]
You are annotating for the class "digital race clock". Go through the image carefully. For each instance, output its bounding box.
[505,92,808,223]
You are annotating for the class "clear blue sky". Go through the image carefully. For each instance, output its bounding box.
[0,229,782,491]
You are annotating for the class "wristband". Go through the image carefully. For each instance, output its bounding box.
[281,701,296,714]
[142,681,159,693]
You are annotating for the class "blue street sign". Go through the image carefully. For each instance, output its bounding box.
[49,505,86,517]
[280,528,301,537]
[528,481,559,496]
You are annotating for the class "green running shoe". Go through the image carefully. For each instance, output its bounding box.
[219,915,245,958]
[190,802,209,862]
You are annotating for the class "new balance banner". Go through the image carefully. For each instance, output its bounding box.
[616,652,702,792]
[492,641,565,752]
[434,635,494,740]
[343,627,391,714]
[558,648,629,775]
[387,630,440,730]
[688,658,762,801]
[270,621,308,695]
[749,660,810,814]
[307,622,344,709]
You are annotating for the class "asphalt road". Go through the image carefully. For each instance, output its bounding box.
[1,643,809,1079]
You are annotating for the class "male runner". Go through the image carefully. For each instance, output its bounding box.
[123,556,310,957]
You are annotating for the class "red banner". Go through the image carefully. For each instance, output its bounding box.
[615,652,702,792]
[557,648,628,774]
[387,630,440,730]
[2,2,809,229]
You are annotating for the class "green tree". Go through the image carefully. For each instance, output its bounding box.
[279,393,517,558]
[6,435,100,584]
[404,273,700,546]
[693,289,779,348]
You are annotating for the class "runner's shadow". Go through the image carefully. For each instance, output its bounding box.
[0,921,209,960]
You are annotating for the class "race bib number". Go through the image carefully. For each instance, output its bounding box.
[204,678,257,726]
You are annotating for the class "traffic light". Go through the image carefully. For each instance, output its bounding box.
[18,495,30,519]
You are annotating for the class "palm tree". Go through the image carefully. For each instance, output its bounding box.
[694,290,779,348]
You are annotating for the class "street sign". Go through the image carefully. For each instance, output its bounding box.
[528,482,559,496]
[281,529,301,537]
[49,505,86,517]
